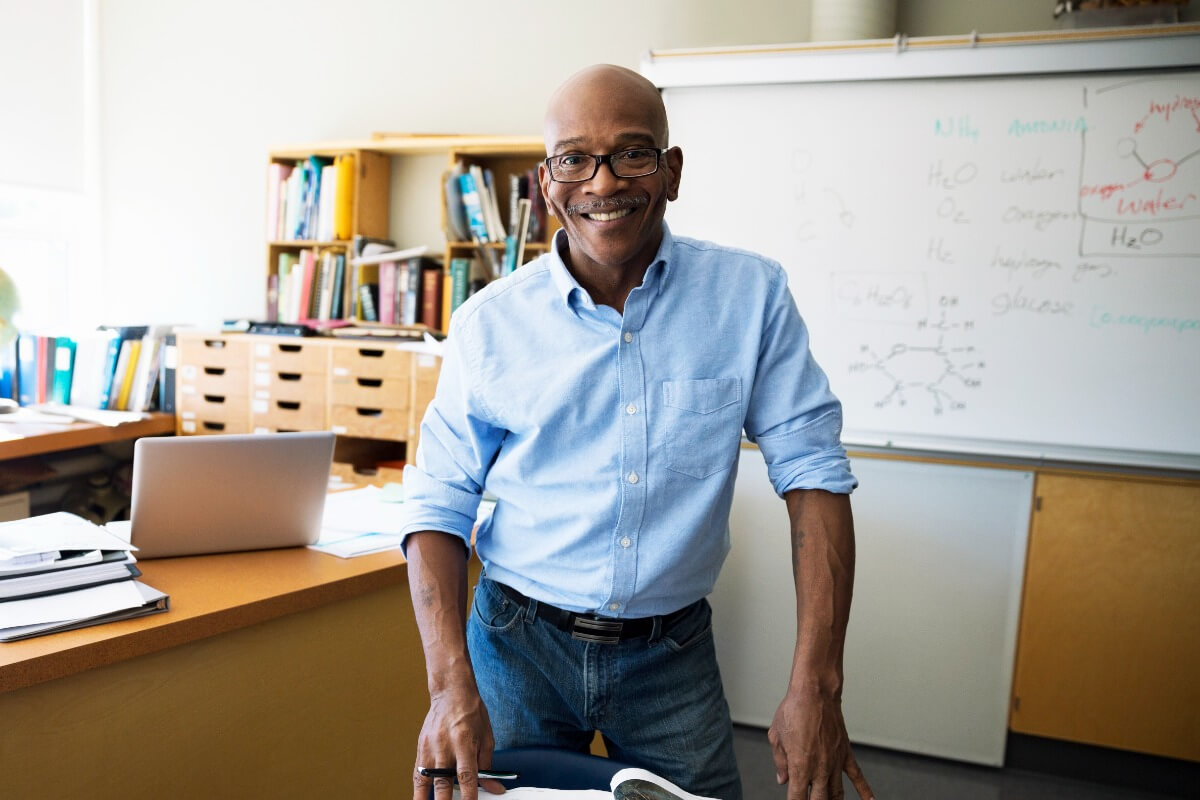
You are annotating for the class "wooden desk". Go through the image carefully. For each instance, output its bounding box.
[0,412,175,460]
[0,547,427,799]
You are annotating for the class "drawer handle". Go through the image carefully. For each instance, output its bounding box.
[357,348,385,358]
[202,421,226,431]
[277,400,301,411]
[355,408,383,417]
[203,394,226,404]
[202,339,226,349]
[277,428,298,433]
[278,372,302,382]
[203,367,226,376]
[279,344,302,353]
[357,378,383,388]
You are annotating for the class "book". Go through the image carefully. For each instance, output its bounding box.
[378,259,398,325]
[317,162,338,242]
[465,767,718,799]
[158,332,178,414]
[15,333,37,406]
[112,338,141,411]
[37,334,53,404]
[0,340,14,401]
[67,328,119,409]
[450,257,474,315]
[266,161,293,240]
[420,264,443,330]
[333,153,356,241]
[0,580,169,642]
[459,170,491,243]
[443,166,470,241]
[358,283,379,323]
[49,337,76,405]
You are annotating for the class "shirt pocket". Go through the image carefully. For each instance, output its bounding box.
[662,378,743,479]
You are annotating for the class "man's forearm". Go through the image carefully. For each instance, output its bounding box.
[406,530,475,694]
[783,489,856,694]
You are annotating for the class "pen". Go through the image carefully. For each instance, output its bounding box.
[417,767,519,781]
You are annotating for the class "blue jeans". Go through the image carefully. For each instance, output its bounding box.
[466,575,742,800]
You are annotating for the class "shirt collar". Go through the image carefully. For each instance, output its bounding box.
[547,222,676,308]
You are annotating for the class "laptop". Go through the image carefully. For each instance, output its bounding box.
[130,431,335,558]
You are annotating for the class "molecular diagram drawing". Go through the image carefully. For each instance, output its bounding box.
[847,298,985,415]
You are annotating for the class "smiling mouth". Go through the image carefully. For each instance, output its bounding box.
[585,207,635,222]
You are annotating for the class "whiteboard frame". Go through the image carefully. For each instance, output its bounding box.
[641,25,1200,88]
[644,25,1200,473]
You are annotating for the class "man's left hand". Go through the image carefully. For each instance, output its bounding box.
[768,684,874,800]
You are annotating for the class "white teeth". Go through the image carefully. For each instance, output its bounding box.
[586,208,633,222]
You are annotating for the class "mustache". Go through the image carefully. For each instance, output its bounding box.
[566,196,648,217]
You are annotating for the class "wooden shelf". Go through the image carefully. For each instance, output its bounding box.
[0,412,175,461]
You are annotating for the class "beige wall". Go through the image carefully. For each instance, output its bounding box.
[92,0,1185,325]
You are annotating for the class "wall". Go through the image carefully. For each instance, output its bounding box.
[94,0,1076,327]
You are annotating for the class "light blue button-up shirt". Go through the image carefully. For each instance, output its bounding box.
[401,223,855,617]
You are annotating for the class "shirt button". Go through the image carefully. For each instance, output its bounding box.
[609,603,620,612]
[625,403,637,415]
[620,536,631,548]
[627,471,639,484]
[623,332,633,343]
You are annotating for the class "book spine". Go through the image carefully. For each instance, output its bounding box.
[420,266,443,330]
[359,283,378,323]
[449,258,471,316]
[50,338,76,405]
[159,333,177,414]
[16,333,37,406]
[378,261,396,325]
[459,172,490,243]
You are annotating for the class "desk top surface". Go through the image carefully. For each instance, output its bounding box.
[0,413,176,460]
[0,546,408,694]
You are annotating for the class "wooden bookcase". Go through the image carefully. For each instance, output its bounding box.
[176,135,557,482]
[265,134,555,334]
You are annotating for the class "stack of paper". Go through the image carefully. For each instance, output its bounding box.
[0,512,169,642]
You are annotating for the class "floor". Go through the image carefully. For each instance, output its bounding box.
[731,725,1181,800]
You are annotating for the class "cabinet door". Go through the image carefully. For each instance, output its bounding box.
[713,450,1034,766]
[1011,473,1200,761]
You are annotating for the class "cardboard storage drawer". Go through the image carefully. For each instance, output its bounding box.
[251,397,327,431]
[177,391,251,435]
[177,365,248,398]
[252,369,327,404]
[329,374,409,410]
[176,333,251,371]
[250,338,329,373]
[331,343,412,379]
[330,404,407,440]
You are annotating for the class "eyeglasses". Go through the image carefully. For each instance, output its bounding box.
[544,148,666,183]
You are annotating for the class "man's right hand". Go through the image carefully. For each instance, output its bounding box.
[406,531,506,800]
[413,681,505,800]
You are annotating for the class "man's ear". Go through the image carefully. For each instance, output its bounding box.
[664,146,683,202]
[537,162,557,218]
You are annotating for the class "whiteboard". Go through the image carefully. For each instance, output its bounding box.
[650,34,1200,468]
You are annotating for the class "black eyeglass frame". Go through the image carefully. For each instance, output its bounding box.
[544,148,667,183]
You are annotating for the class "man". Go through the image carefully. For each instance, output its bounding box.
[401,64,874,800]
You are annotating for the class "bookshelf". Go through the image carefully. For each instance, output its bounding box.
[265,134,556,334]
[176,135,558,482]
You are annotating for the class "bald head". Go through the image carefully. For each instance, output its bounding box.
[544,64,669,153]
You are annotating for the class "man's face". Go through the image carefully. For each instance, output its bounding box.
[539,74,682,277]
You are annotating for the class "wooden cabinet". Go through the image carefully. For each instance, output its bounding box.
[1010,472,1200,761]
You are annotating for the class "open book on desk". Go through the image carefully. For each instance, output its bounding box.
[466,768,719,800]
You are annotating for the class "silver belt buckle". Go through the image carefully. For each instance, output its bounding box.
[571,616,623,644]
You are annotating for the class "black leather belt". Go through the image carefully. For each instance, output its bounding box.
[494,581,693,645]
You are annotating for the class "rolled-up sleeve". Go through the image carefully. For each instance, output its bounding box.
[744,268,857,496]
[400,314,505,553]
